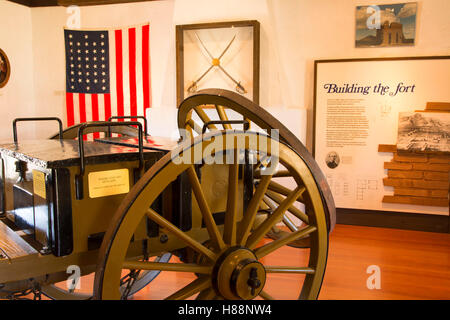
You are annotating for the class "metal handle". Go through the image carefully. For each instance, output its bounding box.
[202,120,250,134]
[13,117,63,144]
[108,116,148,137]
[75,121,144,200]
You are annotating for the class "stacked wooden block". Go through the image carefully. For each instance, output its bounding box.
[379,144,449,207]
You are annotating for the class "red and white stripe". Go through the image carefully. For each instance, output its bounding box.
[65,23,152,139]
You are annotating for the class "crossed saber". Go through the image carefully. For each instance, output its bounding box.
[187,32,247,94]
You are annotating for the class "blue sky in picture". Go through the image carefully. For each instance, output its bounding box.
[355,2,417,41]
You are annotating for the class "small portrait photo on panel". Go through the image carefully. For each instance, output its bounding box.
[325,151,340,169]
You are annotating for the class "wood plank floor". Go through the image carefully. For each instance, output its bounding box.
[319,224,450,300]
[8,224,450,300]
[127,224,450,300]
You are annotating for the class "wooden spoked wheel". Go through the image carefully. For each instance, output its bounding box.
[94,131,328,300]
[177,89,336,240]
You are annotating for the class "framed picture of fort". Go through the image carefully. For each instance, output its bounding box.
[313,56,450,224]
[355,2,417,48]
[397,111,450,153]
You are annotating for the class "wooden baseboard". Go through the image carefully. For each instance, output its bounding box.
[336,208,450,233]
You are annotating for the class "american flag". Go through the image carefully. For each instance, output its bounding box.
[64,23,151,138]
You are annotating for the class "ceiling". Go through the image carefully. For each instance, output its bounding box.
[8,0,158,7]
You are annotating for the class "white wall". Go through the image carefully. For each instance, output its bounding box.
[267,0,450,147]
[0,0,35,141]
[1,0,449,146]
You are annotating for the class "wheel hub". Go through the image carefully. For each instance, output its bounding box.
[212,247,266,300]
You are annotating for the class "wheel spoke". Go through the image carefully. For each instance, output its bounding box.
[165,277,211,300]
[262,196,276,210]
[215,105,232,129]
[254,225,317,258]
[146,208,217,261]
[187,166,226,251]
[246,186,305,249]
[122,261,212,274]
[265,266,315,274]
[244,117,251,130]
[253,154,270,171]
[223,158,239,245]
[267,180,306,202]
[265,189,309,224]
[282,214,299,232]
[186,119,203,135]
[263,196,301,232]
[259,290,274,300]
[237,174,272,245]
[254,169,291,178]
[194,106,218,131]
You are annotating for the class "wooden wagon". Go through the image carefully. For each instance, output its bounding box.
[0,89,335,300]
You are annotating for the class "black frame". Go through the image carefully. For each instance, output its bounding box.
[176,20,260,106]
